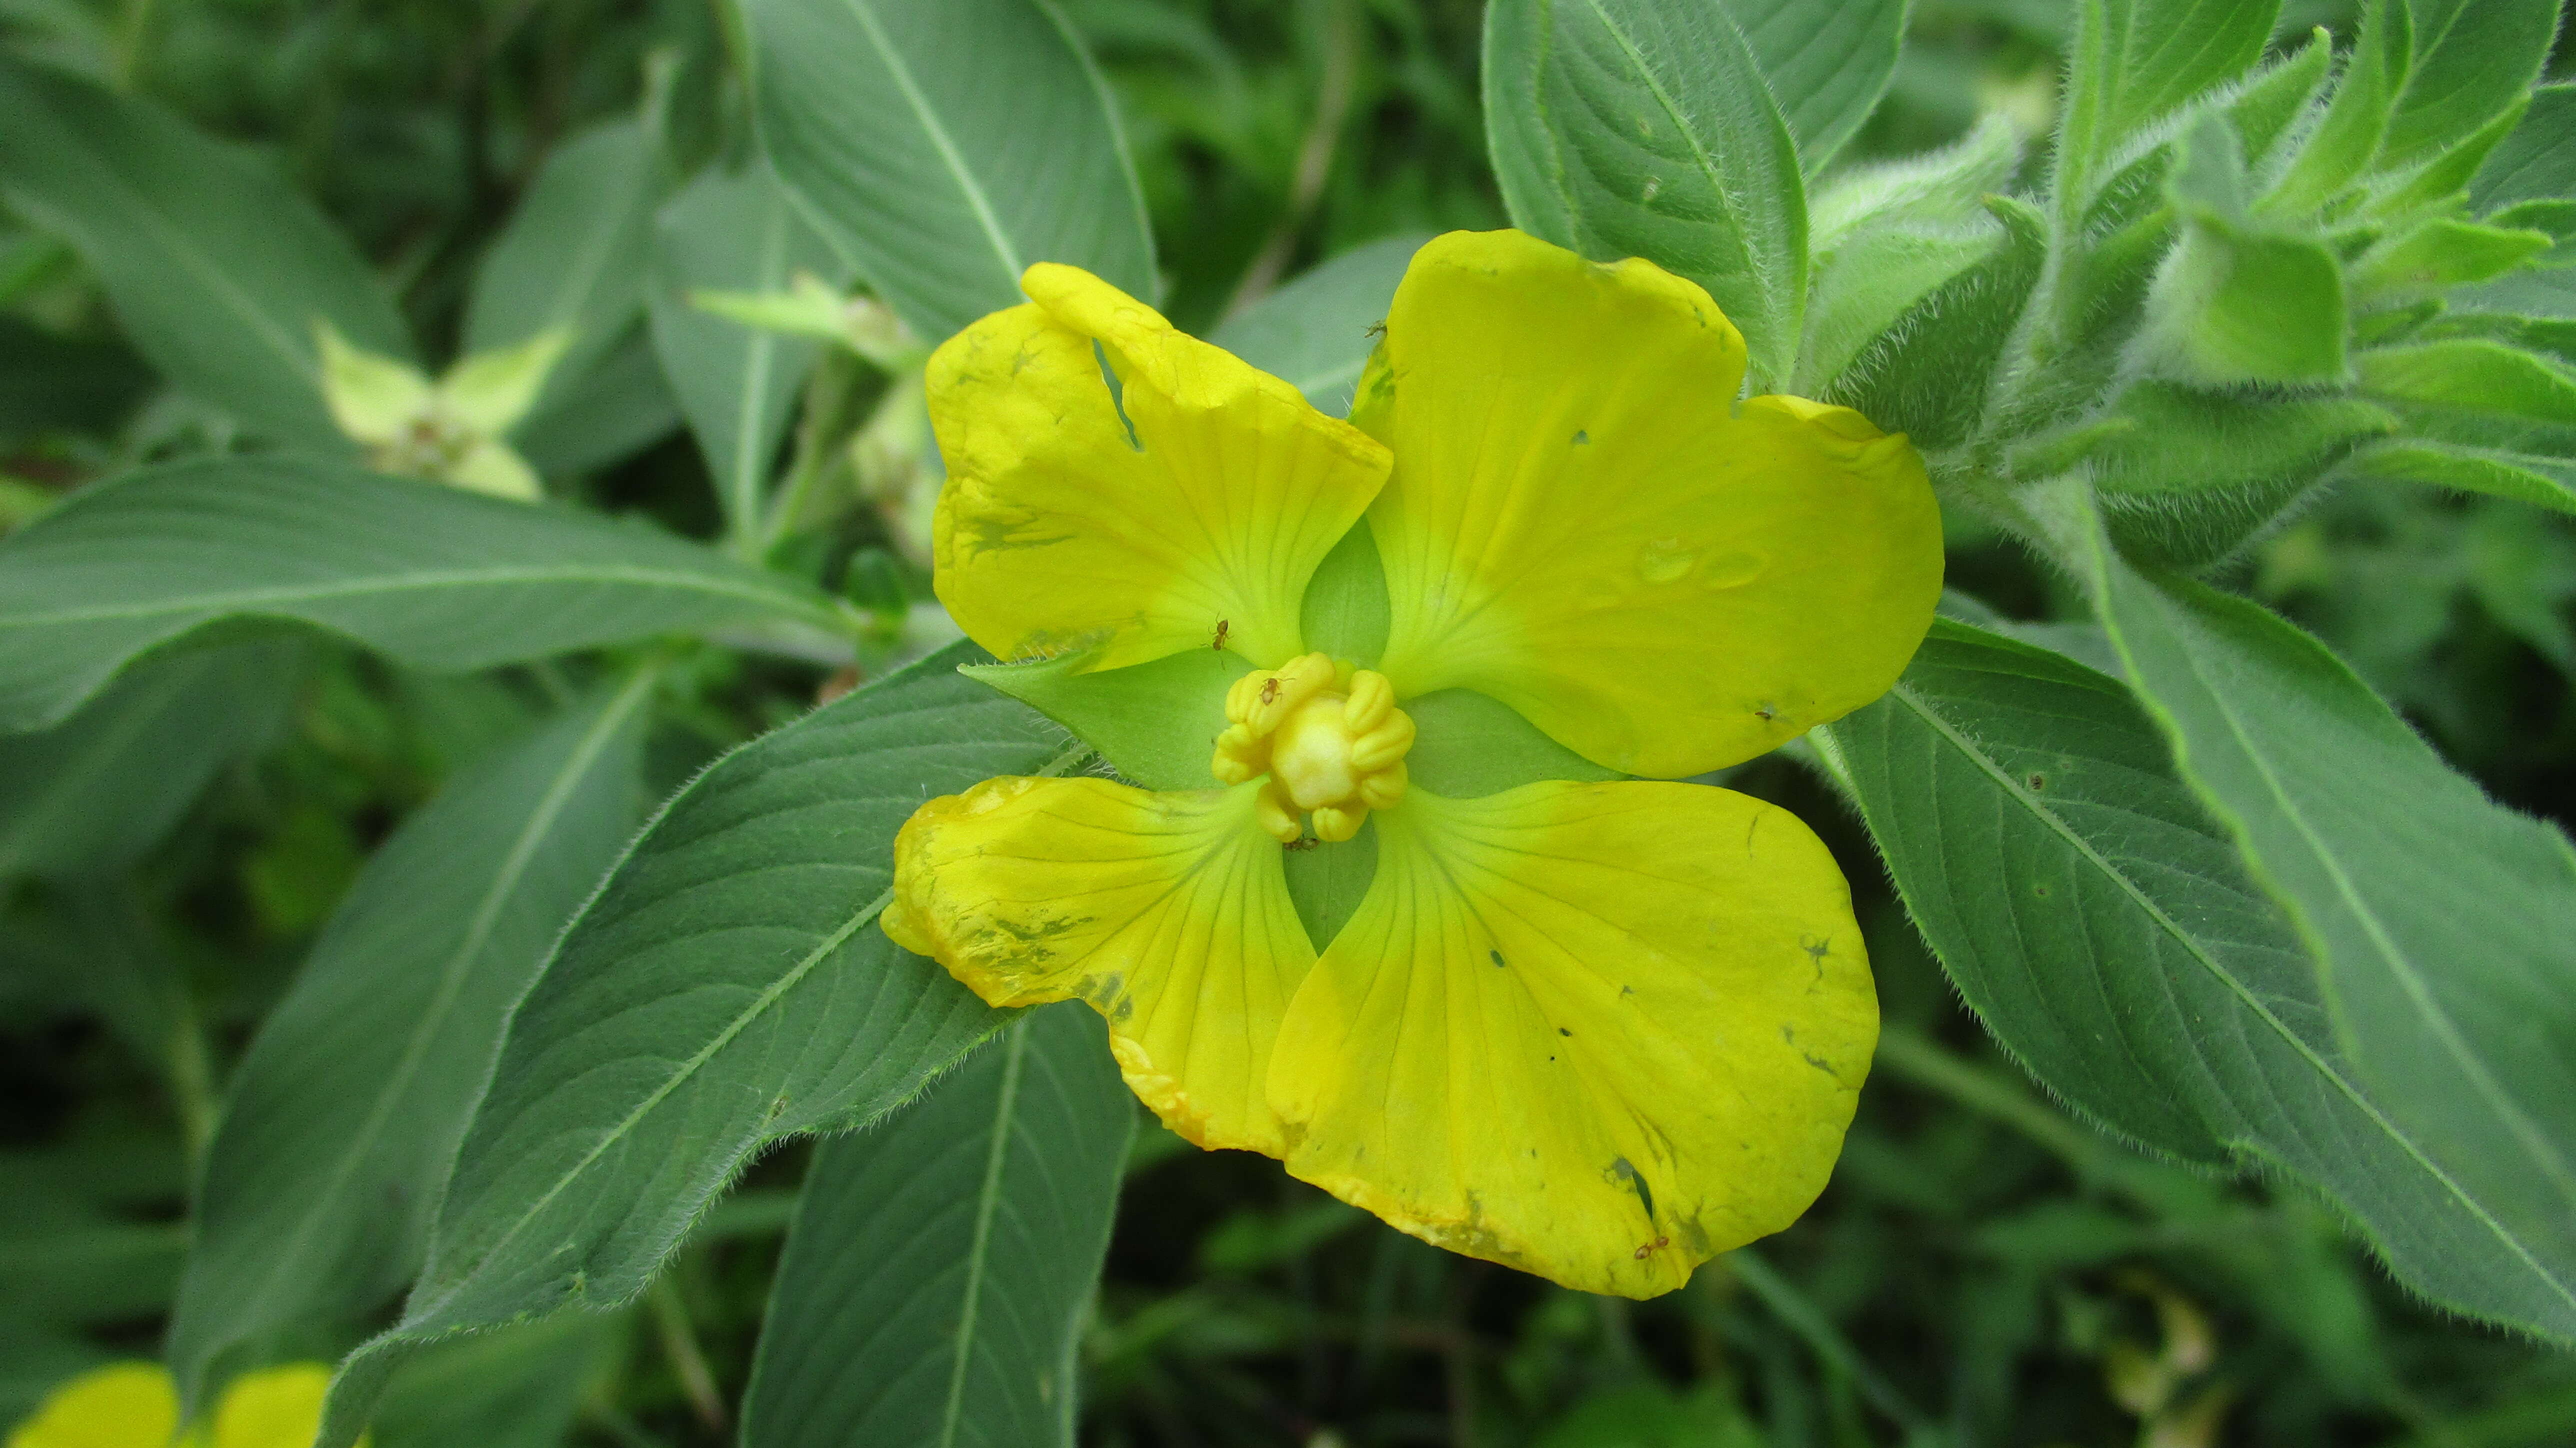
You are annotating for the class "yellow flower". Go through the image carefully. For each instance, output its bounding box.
[884,229,1942,1298]
[315,322,568,500]
[7,1362,346,1448]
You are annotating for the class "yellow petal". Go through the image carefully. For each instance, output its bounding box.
[439,326,572,435]
[928,264,1390,672]
[442,438,543,500]
[1352,230,1943,778]
[206,1365,335,1448]
[885,776,1316,1154]
[1266,782,1876,1298]
[6,1364,175,1448]
[314,322,432,447]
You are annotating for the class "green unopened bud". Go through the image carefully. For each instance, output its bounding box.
[690,272,923,370]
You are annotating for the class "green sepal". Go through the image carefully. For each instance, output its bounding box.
[1298,520,1390,666]
[2226,29,2332,168]
[1407,688,1622,798]
[1283,820,1376,952]
[962,646,1249,792]
[1828,194,2048,450]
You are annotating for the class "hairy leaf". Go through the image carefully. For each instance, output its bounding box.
[0,456,836,731]
[2078,522,2576,1343]
[0,640,300,876]
[748,0,1156,344]
[0,54,413,449]
[1817,618,2576,1340]
[650,166,846,535]
[1724,0,1905,172]
[1484,0,1808,388]
[740,1004,1132,1448]
[466,118,664,416]
[168,678,653,1412]
[317,642,1076,1446]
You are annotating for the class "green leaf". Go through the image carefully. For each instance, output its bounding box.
[2012,382,2395,496]
[0,640,300,878]
[1722,0,1906,172]
[316,642,1072,1447]
[0,456,836,732]
[464,119,664,414]
[1816,617,2576,1342]
[2076,519,2576,1343]
[373,1314,623,1448]
[1484,0,1809,390]
[2352,219,2552,302]
[2141,116,2348,386]
[513,328,685,479]
[2338,439,2576,514]
[2378,0,2560,174]
[739,1004,1132,1448]
[2470,84,2576,216]
[1209,234,1424,414]
[2358,338,2576,430]
[1797,120,2021,394]
[748,0,1157,344]
[2266,0,2407,215]
[650,166,846,537]
[166,676,655,1414]
[2055,0,2275,214]
[0,314,150,436]
[0,54,413,450]
[1824,196,2046,450]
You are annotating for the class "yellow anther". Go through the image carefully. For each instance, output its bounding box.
[1212,651,1415,844]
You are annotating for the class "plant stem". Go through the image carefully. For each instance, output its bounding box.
[1727,1246,1937,1440]
[648,1274,728,1433]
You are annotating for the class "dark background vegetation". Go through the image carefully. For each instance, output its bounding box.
[4,2,2574,1445]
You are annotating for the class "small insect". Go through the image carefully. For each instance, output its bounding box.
[1631,1235,1672,1262]
[1284,837,1318,852]
[1212,618,1230,650]
[1259,677,1281,705]
[1364,320,1387,338]
[1753,704,1776,722]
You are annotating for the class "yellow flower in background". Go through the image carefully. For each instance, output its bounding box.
[884,230,1942,1298]
[314,322,568,500]
[7,1362,344,1448]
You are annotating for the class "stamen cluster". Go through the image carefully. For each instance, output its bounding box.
[1210,652,1414,842]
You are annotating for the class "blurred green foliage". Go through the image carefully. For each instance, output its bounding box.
[4,1,2574,1445]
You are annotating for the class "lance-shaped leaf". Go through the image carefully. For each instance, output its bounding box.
[650,166,848,536]
[464,118,664,414]
[0,456,840,732]
[1484,0,1808,390]
[1816,618,2576,1342]
[740,1004,1132,1448]
[2073,510,2576,1344]
[1210,234,1424,415]
[315,642,1080,1447]
[1723,0,1904,174]
[0,640,300,878]
[167,674,656,1413]
[0,54,414,450]
[2054,0,2274,214]
[2344,338,2576,513]
[2378,0,2560,174]
[746,0,1156,345]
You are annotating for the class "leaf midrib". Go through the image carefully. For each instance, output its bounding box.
[834,0,1026,291]
[0,562,823,628]
[1886,673,2572,1307]
[936,1022,1030,1448]
[401,736,1094,1332]
[2148,604,2576,1223]
[190,670,654,1383]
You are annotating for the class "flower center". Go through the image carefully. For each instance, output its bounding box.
[1210,651,1414,844]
